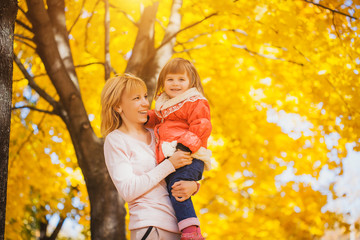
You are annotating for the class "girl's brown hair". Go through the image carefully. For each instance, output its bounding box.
[100,74,147,136]
[155,58,204,97]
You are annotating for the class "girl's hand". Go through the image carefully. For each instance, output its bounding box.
[171,181,198,202]
[168,150,192,169]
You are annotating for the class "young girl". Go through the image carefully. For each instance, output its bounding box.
[146,58,212,240]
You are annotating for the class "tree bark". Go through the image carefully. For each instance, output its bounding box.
[25,0,126,238]
[0,0,18,239]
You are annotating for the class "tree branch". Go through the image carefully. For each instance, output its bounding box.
[13,54,59,108]
[12,106,58,115]
[109,3,138,26]
[14,33,34,42]
[39,219,48,240]
[176,28,247,45]
[156,12,218,51]
[156,18,166,31]
[303,0,358,20]
[325,73,359,115]
[332,12,355,62]
[48,217,65,240]
[68,0,86,34]
[75,62,104,68]
[233,44,304,66]
[15,19,33,32]
[332,12,343,41]
[292,47,359,115]
[9,108,48,170]
[175,41,194,59]
[111,66,118,75]
[174,44,207,53]
[14,37,36,50]
[176,32,209,45]
[85,0,101,53]
[18,6,27,16]
[13,73,48,82]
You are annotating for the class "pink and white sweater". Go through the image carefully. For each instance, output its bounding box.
[104,128,179,233]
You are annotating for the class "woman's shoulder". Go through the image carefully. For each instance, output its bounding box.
[104,129,126,146]
[106,128,121,138]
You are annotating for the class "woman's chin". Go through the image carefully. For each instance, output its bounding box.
[138,117,148,124]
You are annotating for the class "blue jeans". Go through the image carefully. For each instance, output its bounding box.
[165,158,204,223]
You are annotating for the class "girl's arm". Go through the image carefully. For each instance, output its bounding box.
[104,133,192,202]
[177,99,212,153]
[145,109,161,129]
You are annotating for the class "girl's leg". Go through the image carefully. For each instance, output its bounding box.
[166,159,204,230]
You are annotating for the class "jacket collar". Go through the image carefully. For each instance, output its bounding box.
[155,88,203,111]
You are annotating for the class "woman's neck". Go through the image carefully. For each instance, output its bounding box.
[119,122,151,145]
[119,122,146,135]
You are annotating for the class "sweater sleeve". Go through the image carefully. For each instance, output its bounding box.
[177,99,212,153]
[104,133,175,202]
[145,109,161,129]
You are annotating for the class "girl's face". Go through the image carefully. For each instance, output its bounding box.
[164,72,191,98]
[118,87,149,125]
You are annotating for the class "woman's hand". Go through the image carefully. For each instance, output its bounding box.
[168,150,192,169]
[171,181,198,202]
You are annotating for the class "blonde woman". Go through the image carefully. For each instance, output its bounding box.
[101,74,199,240]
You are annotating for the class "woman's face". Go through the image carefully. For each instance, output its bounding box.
[118,87,149,125]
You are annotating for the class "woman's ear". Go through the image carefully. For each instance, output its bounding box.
[115,106,122,114]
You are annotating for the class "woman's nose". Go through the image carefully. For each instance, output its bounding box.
[141,98,149,106]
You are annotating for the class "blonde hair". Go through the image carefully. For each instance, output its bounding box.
[155,58,205,97]
[100,74,147,136]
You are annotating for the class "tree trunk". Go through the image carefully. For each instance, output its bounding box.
[126,0,182,102]
[0,0,18,239]
[25,0,126,238]
[140,0,183,101]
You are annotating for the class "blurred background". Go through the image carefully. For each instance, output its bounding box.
[7,0,360,239]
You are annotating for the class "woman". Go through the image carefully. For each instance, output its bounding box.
[101,74,199,240]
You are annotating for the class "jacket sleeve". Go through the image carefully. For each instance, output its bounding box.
[145,109,161,129]
[177,99,212,153]
[104,133,175,202]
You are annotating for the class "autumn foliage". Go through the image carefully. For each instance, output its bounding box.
[7,0,360,239]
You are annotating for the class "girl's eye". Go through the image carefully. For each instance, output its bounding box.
[133,96,140,100]
[144,95,148,99]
